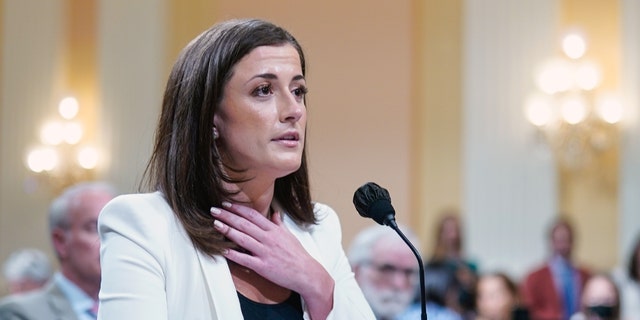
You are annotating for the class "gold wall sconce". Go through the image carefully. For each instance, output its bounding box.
[524,31,623,169]
[25,96,100,193]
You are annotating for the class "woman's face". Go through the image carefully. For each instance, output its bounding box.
[476,275,514,320]
[215,44,307,180]
[440,217,461,248]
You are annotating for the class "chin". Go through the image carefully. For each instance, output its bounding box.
[275,159,302,175]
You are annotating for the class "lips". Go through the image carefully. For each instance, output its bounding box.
[273,131,300,141]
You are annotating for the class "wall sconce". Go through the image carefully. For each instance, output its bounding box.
[524,31,622,169]
[25,96,100,192]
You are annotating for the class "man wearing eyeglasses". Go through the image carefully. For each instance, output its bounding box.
[348,225,421,320]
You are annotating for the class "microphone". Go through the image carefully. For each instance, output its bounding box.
[353,182,428,320]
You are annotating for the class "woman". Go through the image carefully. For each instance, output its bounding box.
[570,274,620,320]
[475,272,524,320]
[430,212,478,317]
[98,19,375,320]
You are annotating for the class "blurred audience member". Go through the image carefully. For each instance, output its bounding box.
[348,224,420,320]
[613,235,640,320]
[398,260,463,320]
[570,273,619,320]
[476,272,528,320]
[0,181,117,320]
[429,211,478,317]
[521,218,591,320]
[2,248,52,295]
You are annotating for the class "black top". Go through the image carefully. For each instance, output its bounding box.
[237,291,303,320]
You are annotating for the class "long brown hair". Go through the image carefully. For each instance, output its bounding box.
[141,19,315,257]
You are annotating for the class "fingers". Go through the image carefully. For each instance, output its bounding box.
[223,247,260,268]
[217,202,274,230]
[212,218,259,254]
[210,202,277,254]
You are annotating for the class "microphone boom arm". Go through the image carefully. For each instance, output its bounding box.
[387,219,427,320]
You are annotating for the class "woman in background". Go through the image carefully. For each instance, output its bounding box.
[98,18,374,320]
[430,212,478,317]
[571,274,620,320]
[475,272,527,320]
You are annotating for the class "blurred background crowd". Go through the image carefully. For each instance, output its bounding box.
[347,215,640,319]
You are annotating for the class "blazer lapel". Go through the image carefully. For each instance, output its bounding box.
[283,217,322,263]
[195,203,321,320]
[195,248,244,319]
[47,282,79,320]
[281,213,322,320]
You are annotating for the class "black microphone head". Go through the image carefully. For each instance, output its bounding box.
[353,182,396,226]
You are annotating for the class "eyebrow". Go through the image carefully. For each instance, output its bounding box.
[247,73,305,83]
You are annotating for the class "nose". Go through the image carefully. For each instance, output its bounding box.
[278,92,304,123]
[388,271,413,290]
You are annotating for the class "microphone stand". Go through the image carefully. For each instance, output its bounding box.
[385,218,427,320]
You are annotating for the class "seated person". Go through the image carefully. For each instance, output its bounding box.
[398,260,462,320]
[476,272,529,320]
[570,273,620,320]
[2,248,52,295]
[348,225,420,320]
[0,182,117,319]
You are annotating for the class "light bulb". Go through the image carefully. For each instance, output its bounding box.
[59,97,79,119]
[27,148,58,172]
[575,61,601,91]
[561,95,588,124]
[536,58,572,94]
[597,94,623,124]
[40,121,64,145]
[63,122,83,144]
[77,147,99,169]
[562,33,586,60]
[525,94,553,126]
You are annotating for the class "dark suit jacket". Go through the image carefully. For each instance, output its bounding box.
[520,263,590,320]
[0,279,78,320]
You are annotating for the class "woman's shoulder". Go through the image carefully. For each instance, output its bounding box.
[99,191,175,238]
[108,191,167,205]
[102,191,170,215]
[312,201,340,225]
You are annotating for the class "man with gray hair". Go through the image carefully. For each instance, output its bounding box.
[0,181,117,320]
[2,248,52,295]
[348,224,421,320]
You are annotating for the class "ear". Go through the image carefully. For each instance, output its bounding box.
[353,265,363,278]
[51,228,68,258]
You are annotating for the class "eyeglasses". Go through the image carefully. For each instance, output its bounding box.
[364,261,420,281]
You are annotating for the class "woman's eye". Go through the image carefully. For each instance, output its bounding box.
[292,86,308,98]
[253,84,273,97]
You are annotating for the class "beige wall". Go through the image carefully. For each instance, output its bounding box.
[413,0,463,257]
[1,0,67,297]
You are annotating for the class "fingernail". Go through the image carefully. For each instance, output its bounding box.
[222,249,229,255]
[214,220,223,228]
[210,207,221,215]
[221,201,232,208]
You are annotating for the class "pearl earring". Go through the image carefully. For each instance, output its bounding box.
[213,127,219,140]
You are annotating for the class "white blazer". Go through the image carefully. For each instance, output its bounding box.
[97,192,375,319]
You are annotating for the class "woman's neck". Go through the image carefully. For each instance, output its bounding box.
[225,179,275,217]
